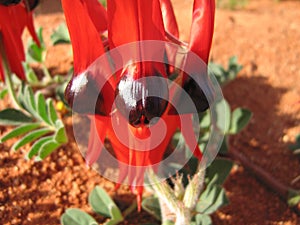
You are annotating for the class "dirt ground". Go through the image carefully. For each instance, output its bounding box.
[1,0,300,224]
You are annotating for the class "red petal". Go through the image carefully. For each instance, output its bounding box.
[160,0,179,38]
[180,114,202,159]
[61,0,105,74]
[107,0,166,77]
[0,52,4,81]
[189,0,215,64]
[0,4,26,80]
[107,0,165,47]
[26,12,41,47]
[86,116,108,166]
[83,0,107,33]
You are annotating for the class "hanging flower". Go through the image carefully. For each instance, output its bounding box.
[62,0,215,209]
[0,0,40,80]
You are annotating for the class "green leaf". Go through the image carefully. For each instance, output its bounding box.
[51,23,71,45]
[54,120,68,144]
[23,85,37,116]
[289,134,300,151]
[99,0,107,7]
[1,123,40,143]
[12,127,53,151]
[142,197,161,221]
[219,137,229,154]
[214,99,231,133]
[0,88,8,99]
[104,205,123,225]
[229,108,252,134]
[197,178,229,215]
[88,186,122,219]
[200,112,211,129]
[46,98,58,125]
[36,91,51,124]
[26,27,45,63]
[37,139,61,160]
[206,158,233,185]
[23,62,39,84]
[0,108,33,125]
[26,136,53,159]
[60,208,98,225]
[195,214,212,225]
[288,189,300,207]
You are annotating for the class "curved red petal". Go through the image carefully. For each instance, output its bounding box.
[86,116,108,166]
[107,0,165,47]
[107,0,166,77]
[83,0,107,33]
[0,4,26,80]
[160,0,179,38]
[61,0,105,74]
[180,114,203,159]
[26,12,40,47]
[189,0,215,64]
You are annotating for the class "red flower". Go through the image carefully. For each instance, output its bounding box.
[62,0,215,209]
[0,0,40,80]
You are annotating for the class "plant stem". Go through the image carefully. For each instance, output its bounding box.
[122,200,137,219]
[0,32,22,110]
[42,63,53,81]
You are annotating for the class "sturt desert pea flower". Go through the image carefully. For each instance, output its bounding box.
[62,0,215,209]
[0,0,40,81]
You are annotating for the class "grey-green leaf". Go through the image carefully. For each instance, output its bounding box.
[288,189,300,207]
[1,123,40,143]
[206,158,233,185]
[214,99,231,133]
[0,88,8,99]
[88,186,120,218]
[142,197,161,221]
[51,23,71,45]
[229,108,252,134]
[54,121,68,144]
[60,208,98,225]
[23,62,39,83]
[197,181,229,215]
[46,99,58,125]
[36,92,51,124]
[26,136,52,159]
[195,214,212,225]
[12,127,53,151]
[37,139,61,160]
[23,85,37,115]
[0,109,33,125]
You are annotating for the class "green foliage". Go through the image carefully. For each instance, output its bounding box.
[142,197,161,221]
[51,23,71,45]
[0,84,68,160]
[99,0,107,7]
[287,189,300,207]
[290,134,300,153]
[26,27,46,63]
[216,0,248,10]
[61,186,124,225]
[209,56,243,86]
[61,208,98,225]
[0,108,33,125]
[0,87,8,99]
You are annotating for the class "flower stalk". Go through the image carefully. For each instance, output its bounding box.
[147,165,205,224]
